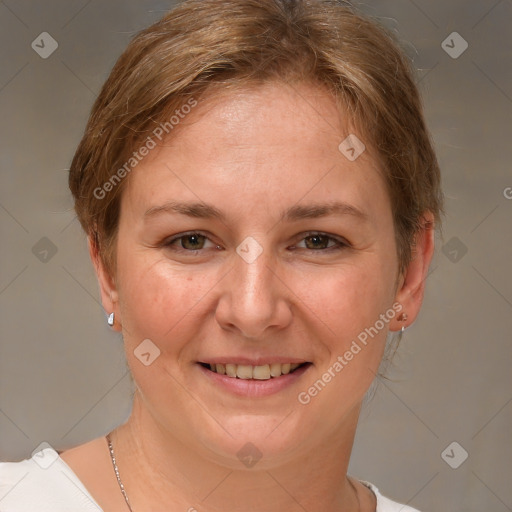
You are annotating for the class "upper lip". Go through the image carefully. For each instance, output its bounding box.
[198,357,310,366]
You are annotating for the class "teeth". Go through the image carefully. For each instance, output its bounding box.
[225,363,237,377]
[270,363,282,377]
[206,362,305,380]
[236,365,253,379]
[253,365,270,380]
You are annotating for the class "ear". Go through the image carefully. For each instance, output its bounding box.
[88,236,122,332]
[390,212,435,331]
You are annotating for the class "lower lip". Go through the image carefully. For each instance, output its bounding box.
[197,363,312,398]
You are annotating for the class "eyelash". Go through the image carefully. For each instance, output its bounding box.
[161,231,350,254]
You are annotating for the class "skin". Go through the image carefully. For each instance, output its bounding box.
[61,81,434,512]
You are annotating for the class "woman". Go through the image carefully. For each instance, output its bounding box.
[0,0,442,510]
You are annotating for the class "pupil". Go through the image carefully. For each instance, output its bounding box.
[307,235,326,249]
[183,234,203,250]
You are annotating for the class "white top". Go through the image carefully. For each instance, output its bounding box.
[0,447,420,511]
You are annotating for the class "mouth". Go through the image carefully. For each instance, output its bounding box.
[199,362,311,380]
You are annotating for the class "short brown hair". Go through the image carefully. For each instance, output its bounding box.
[69,0,443,277]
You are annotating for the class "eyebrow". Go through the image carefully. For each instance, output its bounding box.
[144,200,369,223]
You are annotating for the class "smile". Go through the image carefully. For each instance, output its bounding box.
[200,362,309,380]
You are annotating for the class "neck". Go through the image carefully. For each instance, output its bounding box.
[111,392,363,512]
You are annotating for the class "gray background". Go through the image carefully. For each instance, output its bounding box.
[0,1,511,511]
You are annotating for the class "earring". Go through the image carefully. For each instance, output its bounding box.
[397,312,408,333]
[107,312,115,326]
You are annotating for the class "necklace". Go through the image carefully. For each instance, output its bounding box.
[106,432,134,512]
[106,433,362,512]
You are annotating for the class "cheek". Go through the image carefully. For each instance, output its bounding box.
[302,257,397,383]
[115,249,218,348]
[116,248,396,343]
[302,259,395,334]
[296,271,394,410]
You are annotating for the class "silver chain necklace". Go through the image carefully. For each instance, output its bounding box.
[106,432,362,512]
[106,433,134,512]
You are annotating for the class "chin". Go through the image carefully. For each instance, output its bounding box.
[191,410,318,470]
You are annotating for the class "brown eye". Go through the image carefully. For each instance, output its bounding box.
[294,232,347,251]
[164,232,216,252]
[179,234,207,250]
[303,234,333,250]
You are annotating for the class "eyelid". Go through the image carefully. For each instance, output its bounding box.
[291,231,350,251]
[162,230,350,253]
[162,230,217,251]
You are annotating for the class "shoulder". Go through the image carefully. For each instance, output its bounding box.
[0,446,102,512]
[361,481,422,512]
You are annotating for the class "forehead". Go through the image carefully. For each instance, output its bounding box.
[122,81,388,222]
[165,81,355,159]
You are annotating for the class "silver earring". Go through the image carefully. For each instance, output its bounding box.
[107,312,115,326]
[397,312,408,334]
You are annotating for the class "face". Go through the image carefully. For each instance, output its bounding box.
[95,81,431,467]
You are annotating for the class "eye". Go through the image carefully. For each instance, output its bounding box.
[293,232,349,252]
[163,232,219,252]
[161,231,349,255]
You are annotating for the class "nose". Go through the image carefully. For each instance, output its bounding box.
[215,244,293,339]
